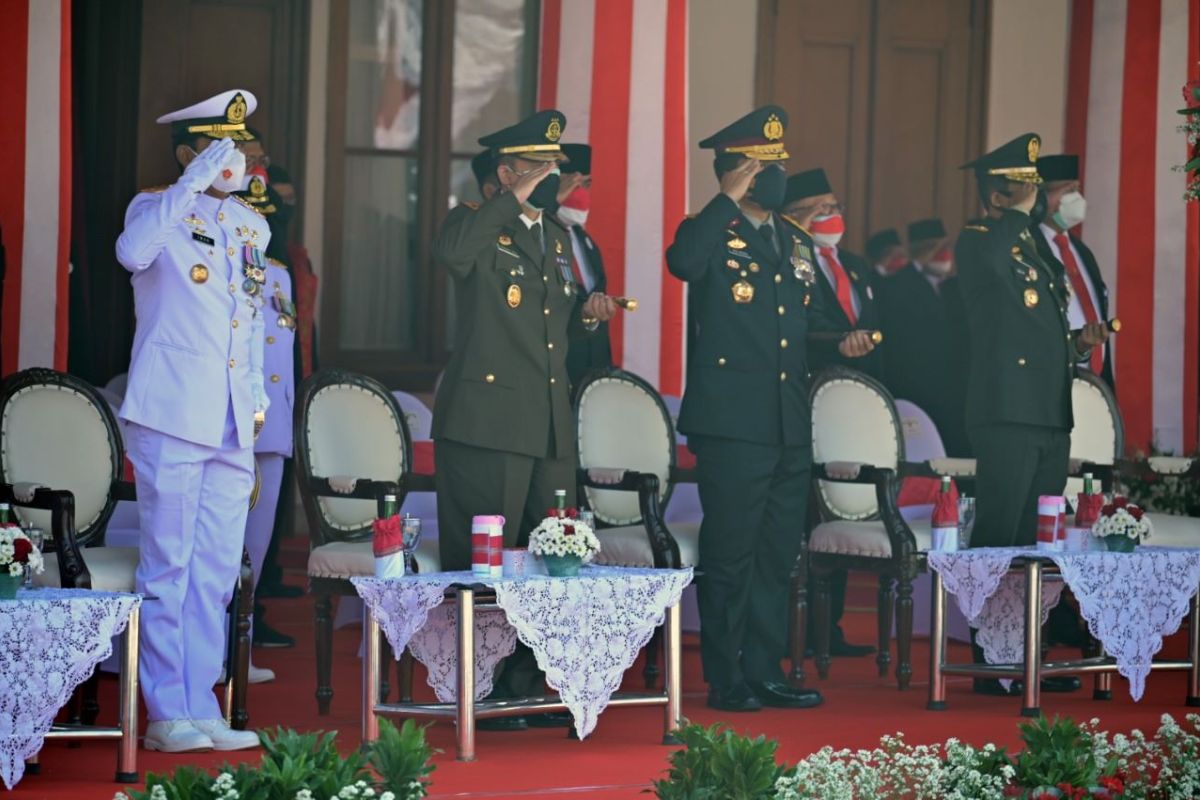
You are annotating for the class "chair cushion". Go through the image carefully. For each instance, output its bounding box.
[809,519,931,559]
[307,538,441,579]
[594,522,699,568]
[35,547,138,592]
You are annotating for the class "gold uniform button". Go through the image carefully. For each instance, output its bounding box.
[228,247,236,256]
[543,276,548,282]
[780,338,788,348]
[270,374,280,383]
[485,374,495,383]
[228,358,237,368]
[231,320,239,329]
[544,308,550,316]
[774,274,782,284]
[229,283,236,294]
[778,305,785,315]
[218,212,225,221]
[266,335,276,344]
[718,357,726,366]
[550,377,557,384]
[1017,358,1027,366]
[548,342,555,350]
[780,371,788,381]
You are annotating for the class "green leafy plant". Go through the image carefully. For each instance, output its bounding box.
[652,722,792,800]
[116,720,436,800]
[1013,716,1117,794]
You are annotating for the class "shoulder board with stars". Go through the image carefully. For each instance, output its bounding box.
[232,195,267,218]
[963,223,990,233]
[266,257,288,268]
[779,214,811,235]
[139,185,169,194]
[462,201,479,210]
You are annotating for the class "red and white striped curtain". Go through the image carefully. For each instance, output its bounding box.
[1067,0,1200,454]
[537,0,689,396]
[0,0,71,377]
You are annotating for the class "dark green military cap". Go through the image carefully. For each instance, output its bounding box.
[960,132,1042,183]
[478,110,568,162]
[698,105,789,161]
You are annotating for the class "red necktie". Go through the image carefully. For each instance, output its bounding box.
[819,246,857,325]
[1054,233,1103,374]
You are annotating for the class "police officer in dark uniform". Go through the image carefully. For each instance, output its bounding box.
[667,106,875,712]
[956,132,1108,553]
[432,110,618,729]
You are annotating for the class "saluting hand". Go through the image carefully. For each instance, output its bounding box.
[511,163,554,206]
[1010,181,1039,215]
[1077,321,1110,350]
[838,330,877,358]
[583,292,619,322]
[719,158,763,204]
[181,137,237,194]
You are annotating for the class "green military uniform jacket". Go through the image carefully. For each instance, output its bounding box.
[432,192,580,459]
[667,193,824,447]
[955,209,1082,432]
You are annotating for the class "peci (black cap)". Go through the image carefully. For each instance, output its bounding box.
[1037,154,1079,183]
[783,168,834,207]
[560,143,592,175]
[866,229,901,258]
[907,218,947,243]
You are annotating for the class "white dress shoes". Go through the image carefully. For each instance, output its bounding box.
[192,719,261,751]
[144,720,213,753]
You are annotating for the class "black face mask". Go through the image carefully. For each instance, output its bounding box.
[526,173,561,212]
[748,165,787,211]
[1029,187,1048,225]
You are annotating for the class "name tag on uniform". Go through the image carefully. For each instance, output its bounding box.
[192,232,215,246]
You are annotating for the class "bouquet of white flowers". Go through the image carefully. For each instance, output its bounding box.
[1090,497,1153,542]
[528,508,600,562]
[0,526,44,578]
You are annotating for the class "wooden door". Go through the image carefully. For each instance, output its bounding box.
[756,0,989,251]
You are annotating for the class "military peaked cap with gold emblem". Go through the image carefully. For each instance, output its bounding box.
[783,168,833,206]
[960,132,1042,183]
[156,89,259,142]
[478,109,568,162]
[1037,154,1079,183]
[698,105,789,161]
[907,218,947,243]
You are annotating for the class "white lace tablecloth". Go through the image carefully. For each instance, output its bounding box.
[353,566,693,739]
[0,588,141,789]
[928,546,1200,699]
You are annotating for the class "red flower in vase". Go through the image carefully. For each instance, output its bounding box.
[1112,496,1129,510]
[1101,503,1115,517]
[12,538,32,563]
[565,507,578,520]
[1128,506,1145,521]
[563,524,575,536]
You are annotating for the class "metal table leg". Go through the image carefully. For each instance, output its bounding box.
[1188,593,1200,707]
[456,588,476,762]
[1021,559,1043,717]
[663,602,683,744]
[927,569,948,711]
[116,604,140,783]
[362,609,381,745]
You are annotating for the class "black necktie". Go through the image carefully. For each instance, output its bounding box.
[532,222,545,253]
[764,221,780,260]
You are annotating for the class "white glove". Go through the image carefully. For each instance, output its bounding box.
[13,482,43,503]
[251,382,270,415]
[328,476,358,495]
[179,138,237,194]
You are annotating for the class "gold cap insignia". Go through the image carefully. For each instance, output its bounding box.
[727,237,747,250]
[249,176,267,198]
[763,113,784,141]
[190,264,209,284]
[546,116,563,143]
[1024,287,1039,308]
[507,283,522,308]
[227,93,248,125]
[731,280,755,304]
[1027,136,1040,163]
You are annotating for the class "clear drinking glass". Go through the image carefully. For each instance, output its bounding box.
[401,515,423,552]
[22,526,44,589]
[578,509,595,531]
[957,497,976,549]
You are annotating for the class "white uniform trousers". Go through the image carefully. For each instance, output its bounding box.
[243,452,284,590]
[125,415,254,722]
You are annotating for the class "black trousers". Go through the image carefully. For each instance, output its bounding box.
[434,437,576,698]
[969,423,1070,548]
[690,435,810,690]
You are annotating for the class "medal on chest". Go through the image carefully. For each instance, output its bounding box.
[732,280,755,304]
[790,238,816,284]
[241,244,267,298]
[507,283,522,308]
[271,289,297,329]
[555,251,575,297]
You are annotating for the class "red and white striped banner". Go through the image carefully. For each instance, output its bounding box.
[538,0,689,396]
[0,0,71,378]
[1068,0,1200,454]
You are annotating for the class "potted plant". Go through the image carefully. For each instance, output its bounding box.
[0,524,43,599]
[1089,497,1152,553]
[528,506,600,577]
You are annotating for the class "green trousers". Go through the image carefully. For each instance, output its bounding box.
[690,435,810,691]
[434,437,577,698]
[969,423,1070,548]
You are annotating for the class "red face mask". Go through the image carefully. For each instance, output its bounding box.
[808,214,846,236]
[884,256,908,273]
[932,246,952,262]
[562,185,591,212]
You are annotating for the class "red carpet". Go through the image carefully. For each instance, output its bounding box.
[10,569,1197,799]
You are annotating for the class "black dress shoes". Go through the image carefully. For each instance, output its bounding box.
[974,676,1082,696]
[747,681,824,709]
[476,716,528,732]
[830,640,876,658]
[706,684,763,712]
[253,620,295,649]
[525,712,572,728]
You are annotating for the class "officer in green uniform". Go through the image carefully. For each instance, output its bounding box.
[667,106,875,713]
[432,110,616,728]
[956,132,1109,551]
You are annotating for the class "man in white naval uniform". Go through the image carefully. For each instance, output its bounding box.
[240,256,296,675]
[115,89,268,753]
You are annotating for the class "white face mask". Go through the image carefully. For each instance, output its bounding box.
[924,259,954,277]
[211,149,246,194]
[558,206,589,228]
[1053,191,1086,230]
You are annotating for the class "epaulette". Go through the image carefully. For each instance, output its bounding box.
[780,214,811,234]
[232,195,266,218]
[462,201,479,210]
[139,185,169,194]
[963,224,989,233]
[266,257,287,268]
[544,215,568,232]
